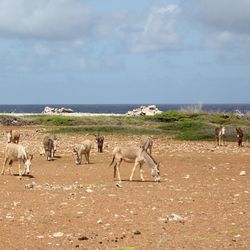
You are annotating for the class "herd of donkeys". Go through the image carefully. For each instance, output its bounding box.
[1,126,244,184]
[1,130,160,185]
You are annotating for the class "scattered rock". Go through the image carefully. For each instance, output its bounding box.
[159,213,185,224]
[85,188,93,193]
[133,230,141,235]
[232,234,241,242]
[42,106,74,114]
[78,236,89,241]
[53,232,64,238]
[127,105,162,116]
[25,183,35,189]
[240,171,246,176]
[97,219,103,224]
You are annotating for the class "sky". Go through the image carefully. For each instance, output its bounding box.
[0,0,250,104]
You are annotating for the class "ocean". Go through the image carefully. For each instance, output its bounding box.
[0,104,249,114]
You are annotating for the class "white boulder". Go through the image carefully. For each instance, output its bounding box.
[127,105,162,116]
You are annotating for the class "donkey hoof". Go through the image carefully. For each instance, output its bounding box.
[116,183,122,188]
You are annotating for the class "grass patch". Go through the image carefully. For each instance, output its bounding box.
[2,111,250,141]
[50,125,164,136]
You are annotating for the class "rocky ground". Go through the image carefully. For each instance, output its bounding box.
[0,126,249,250]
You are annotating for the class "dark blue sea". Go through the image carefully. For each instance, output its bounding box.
[0,104,249,114]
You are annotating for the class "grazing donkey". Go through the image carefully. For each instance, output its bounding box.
[215,126,225,146]
[109,146,160,184]
[42,136,56,161]
[96,135,104,153]
[6,130,20,144]
[140,136,153,155]
[236,127,244,147]
[1,143,33,178]
[73,140,92,165]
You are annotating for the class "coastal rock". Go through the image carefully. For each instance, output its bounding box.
[42,106,74,114]
[127,105,162,116]
[0,117,36,126]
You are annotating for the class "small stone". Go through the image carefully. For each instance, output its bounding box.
[53,232,64,238]
[78,236,89,241]
[240,171,246,176]
[85,188,93,193]
[97,219,103,224]
[159,213,185,224]
[232,234,241,242]
[25,183,34,189]
[133,230,141,235]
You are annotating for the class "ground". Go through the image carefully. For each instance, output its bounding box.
[0,126,249,250]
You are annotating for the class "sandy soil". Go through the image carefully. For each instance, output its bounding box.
[0,126,249,250]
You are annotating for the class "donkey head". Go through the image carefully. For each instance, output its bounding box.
[151,163,161,182]
[6,130,12,143]
[24,154,33,175]
[73,146,81,165]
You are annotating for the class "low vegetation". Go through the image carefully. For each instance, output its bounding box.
[1,111,249,141]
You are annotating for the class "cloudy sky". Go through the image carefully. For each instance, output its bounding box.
[0,0,249,104]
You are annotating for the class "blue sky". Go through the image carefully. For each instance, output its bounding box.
[0,0,250,104]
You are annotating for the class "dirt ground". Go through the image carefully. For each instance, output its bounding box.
[0,126,249,250]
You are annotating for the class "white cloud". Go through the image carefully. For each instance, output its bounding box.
[0,0,92,40]
[127,4,182,52]
[183,0,250,48]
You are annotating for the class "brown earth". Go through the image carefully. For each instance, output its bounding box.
[0,126,249,250]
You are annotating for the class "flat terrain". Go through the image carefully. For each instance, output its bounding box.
[0,126,249,250]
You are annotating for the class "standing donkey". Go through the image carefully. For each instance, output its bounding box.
[109,146,160,184]
[96,135,104,153]
[236,127,244,147]
[215,126,225,146]
[6,130,20,144]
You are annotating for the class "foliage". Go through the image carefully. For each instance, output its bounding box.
[2,111,250,141]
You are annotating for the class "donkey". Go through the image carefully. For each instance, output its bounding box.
[6,130,20,144]
[73,140,92,165]
[42,136,56,161]
[96,135,104,153]
[236,127,244,147]
[1,143,33,178]
[215,126,225,146]
[140,136,153,155]
[109,146,160,184]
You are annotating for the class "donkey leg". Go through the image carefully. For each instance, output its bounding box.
[130,161,139,181]
[1,158,8,175]
[85,153,89,164]
[113,163,117,179]
[18,160,22,179]
[139,164,145,181]
[116,160,122,184]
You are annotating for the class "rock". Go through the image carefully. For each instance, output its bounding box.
[78,236,89,241]
[97,219,103,224]
[53,232,64,238]
[25,183,34,189]
[232,234,241,242]
[127,105,162,116]
[240,171,246,176]
[159,213,185,224]
[85,188,93,193]
[42,106,74,114]
[133,230,141,235]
